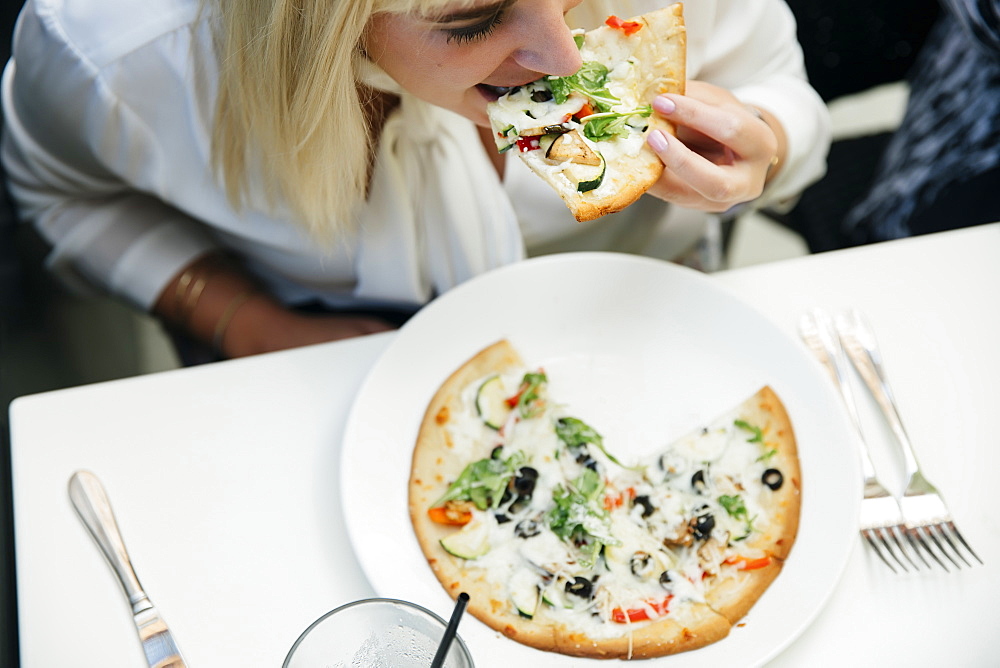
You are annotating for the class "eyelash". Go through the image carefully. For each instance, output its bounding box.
[444,9,507,44]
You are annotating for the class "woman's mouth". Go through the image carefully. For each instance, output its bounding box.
[476,84,518,101]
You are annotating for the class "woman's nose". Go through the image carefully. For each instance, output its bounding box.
[511,7,583,76]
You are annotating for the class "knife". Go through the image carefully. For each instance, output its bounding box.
[68,470,188,668]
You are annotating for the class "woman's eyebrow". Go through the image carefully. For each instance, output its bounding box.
[430,0,515,23]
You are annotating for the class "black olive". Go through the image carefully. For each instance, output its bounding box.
[499,487,512,505]
[762,468,784,490]
[692,512,715,540]
[514,517,541,538]
[512,479,534,498]
[691,469,707,494]
[518,466,539,480]
[565,576,594,599]
[659,571,672,587]
[507,494,529,515]
[633,495,655,518]
[571,445,590,464]
[531,89,553,102]
[513,467,538,495]
[494,512,511,524]
[630,551,654,578]
[583,457,599,471]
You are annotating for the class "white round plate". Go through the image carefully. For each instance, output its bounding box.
[341,252,860,667]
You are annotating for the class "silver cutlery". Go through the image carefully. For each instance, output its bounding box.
[68,470,188,667]
[835,309,982,571]
[799,308,917,572]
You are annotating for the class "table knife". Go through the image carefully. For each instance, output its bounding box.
[68,470,188,668]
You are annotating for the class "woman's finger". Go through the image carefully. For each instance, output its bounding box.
[647,128,757,207]
[653,89,775,163]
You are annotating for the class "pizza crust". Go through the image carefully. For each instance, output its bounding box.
[742,386,802,562]
[409,340,523,566]
[409,341,802,660]
[558,4,687,222]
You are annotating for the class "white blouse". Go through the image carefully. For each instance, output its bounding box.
[1,0,829,312]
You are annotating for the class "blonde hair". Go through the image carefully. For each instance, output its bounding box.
[209,0,483,239]
[208,0,614,239]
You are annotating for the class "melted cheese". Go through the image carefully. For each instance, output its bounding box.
[443,370,782,635]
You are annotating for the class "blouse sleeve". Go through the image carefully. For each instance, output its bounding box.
[0,4,219,310]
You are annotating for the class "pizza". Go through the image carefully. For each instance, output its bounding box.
[409,340,801,660]
[485,5,686,222]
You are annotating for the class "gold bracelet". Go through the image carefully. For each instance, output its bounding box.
[183,277,210,323]
[174,268,197,315]
[212,291,257,354]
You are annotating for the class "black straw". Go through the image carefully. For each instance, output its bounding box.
[430,592,470,668]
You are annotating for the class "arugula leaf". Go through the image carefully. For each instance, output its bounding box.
[547,61,619,112]
[546,468,620,566]
[554,417,602,449]
[718,494,748,520]
[734,419,764,444]
[434,450,526,510]
[555,417,629,468]
[580,105,652,141]
[756,448,778,462]
[718,493,756,540]
[513,372,548,418]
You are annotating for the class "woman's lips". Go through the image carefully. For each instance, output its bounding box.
[476,84,516,101]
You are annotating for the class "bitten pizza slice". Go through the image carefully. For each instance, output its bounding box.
[486,4,686,221]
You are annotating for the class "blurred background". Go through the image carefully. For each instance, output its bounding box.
[0,0,944,666]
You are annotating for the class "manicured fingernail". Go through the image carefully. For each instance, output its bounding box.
[647,129,668,152]
[653,95,676,114]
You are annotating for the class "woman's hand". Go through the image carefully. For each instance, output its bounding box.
[645,80,785,212]
[221,300,396,358]
[154,253,397,360]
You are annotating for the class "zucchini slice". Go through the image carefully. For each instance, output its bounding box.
[509,569,541,619]
[439,518,490,560]
[540,579,572,609]
[575,154,606,192]
[475,375,512,430]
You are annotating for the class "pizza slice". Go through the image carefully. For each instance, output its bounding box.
[409,340,801,659]
[486,4,686,222]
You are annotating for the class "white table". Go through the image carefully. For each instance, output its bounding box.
[9,224,1000,667]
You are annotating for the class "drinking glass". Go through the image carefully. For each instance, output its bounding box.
[283,598,474,668]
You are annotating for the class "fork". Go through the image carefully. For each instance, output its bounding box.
[799,308,917,572]
[835,308,983,571]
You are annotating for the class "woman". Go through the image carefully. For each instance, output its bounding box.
[1,0,829,361]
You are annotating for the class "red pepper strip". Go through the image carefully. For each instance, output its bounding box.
[611,596,672,623]
[605,15,643,36]
[725,555,773,571]
[515,136,542,152]
[504,389,522,408]
[573,102,595,121]
[428,506,472,526]
[603,487,636,510]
